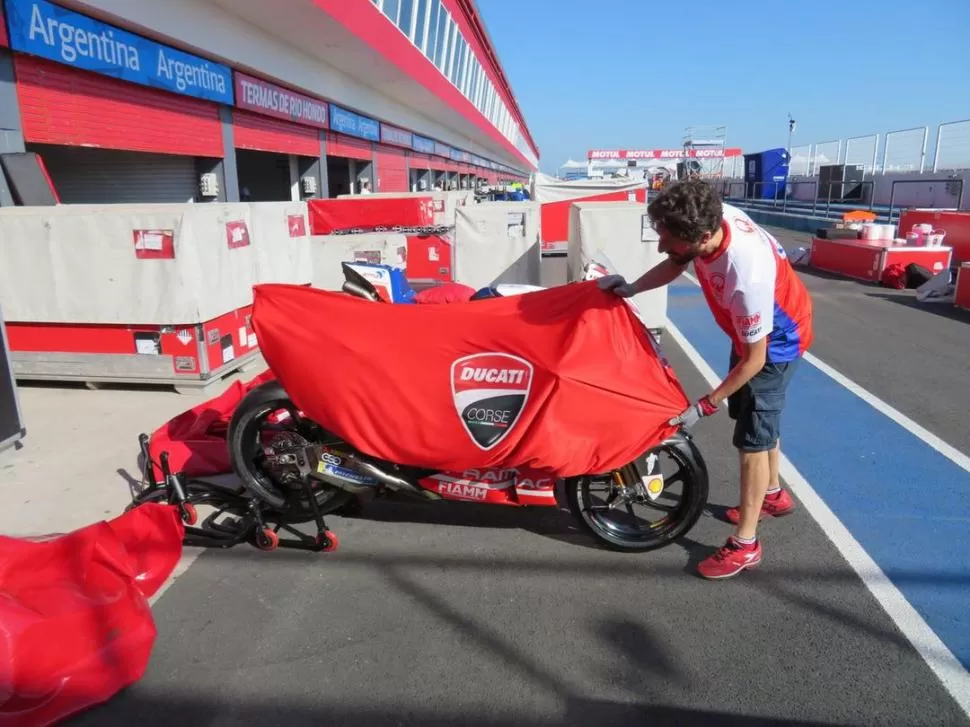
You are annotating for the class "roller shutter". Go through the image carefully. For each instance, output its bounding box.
[14,56,222,157]
[326,132,372,160]
[377,146,407,193]
[410,152,432,172]
[233,109,319,156]
[29,144,198,204]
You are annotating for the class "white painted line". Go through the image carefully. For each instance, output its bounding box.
[148,549,203,608]
[664,317,970,718]
[678,271,970,475]
[803,351,970,474]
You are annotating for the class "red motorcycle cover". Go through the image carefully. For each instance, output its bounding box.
[148,369,276,479]
[0,504,184,727]
[307,196,434,235]
[251,281,689,475]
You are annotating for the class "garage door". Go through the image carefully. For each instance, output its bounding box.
[377,146,407,193]
[15,56,222,157]
[326,132,372,160]
[233,109,319,156]
[28,144,198,204]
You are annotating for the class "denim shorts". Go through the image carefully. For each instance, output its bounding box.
[727,351,800,453]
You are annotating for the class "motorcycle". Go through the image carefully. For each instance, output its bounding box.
[131,256,709,554]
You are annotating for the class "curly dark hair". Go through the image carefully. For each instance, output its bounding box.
[647,178,723,242]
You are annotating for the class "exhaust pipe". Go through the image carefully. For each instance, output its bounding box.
[342,281,380,301]
[351,457,441,499]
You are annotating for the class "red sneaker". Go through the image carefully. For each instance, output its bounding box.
[724,488,795,525]
[696,537,763,580]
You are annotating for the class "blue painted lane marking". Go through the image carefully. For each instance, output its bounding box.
[666,279,970,670]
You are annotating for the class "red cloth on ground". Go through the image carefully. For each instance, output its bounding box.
[0,504,184,727]
[147,369,276,479]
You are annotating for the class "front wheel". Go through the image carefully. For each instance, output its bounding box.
[565,430,709,552]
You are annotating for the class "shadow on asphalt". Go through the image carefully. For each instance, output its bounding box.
[73,695,868,726]
[333,494,721,571]
[793,265,879,285]
[865,290,970,323]
[74,540,958,726]
[71,545,911,727]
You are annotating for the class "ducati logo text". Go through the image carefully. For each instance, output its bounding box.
[451,353,534,450]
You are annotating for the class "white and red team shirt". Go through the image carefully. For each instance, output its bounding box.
[693,203,813,363]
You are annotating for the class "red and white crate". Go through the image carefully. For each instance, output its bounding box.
[809,237,952,283]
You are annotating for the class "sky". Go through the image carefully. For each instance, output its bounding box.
[476,0,970,174]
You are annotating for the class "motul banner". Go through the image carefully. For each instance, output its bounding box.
[251,281,689,475]
[587,148,744,160]
[307,196,435,235]
[0,3,8,47]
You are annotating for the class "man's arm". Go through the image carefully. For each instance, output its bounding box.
[708,336,767,407]
[629,257,688,294]
[709,281,773,406]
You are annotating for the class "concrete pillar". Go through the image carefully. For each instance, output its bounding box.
[298,155,323,200]
[369,142,378,193]
[317,130,330,198]
[0,49,26,207]
[288,155,300,202]
[218,106,240,203]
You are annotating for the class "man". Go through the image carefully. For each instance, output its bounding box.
[598,178,813,580]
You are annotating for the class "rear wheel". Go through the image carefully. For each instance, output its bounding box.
[565,430,709,552]
[227,380,354,517]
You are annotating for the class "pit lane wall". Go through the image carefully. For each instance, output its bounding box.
[0,198,541,387]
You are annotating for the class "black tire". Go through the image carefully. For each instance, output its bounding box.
[565,430,709,552]
[226,380,353,515]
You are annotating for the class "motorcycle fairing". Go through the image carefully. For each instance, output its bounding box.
[250,280,689,477]
[341,261,416,303]
[419,466,556,505]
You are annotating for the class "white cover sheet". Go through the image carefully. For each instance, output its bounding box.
[567,201,668,329]
[453,202,541,289]
[309,233,409,292]
[249,202,312,286]
[0,203,256,325]
[532,171,648,204]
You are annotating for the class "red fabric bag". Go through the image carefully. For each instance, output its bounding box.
[148,369,276,479]
[0,504,184,727]
[307,197,434,235]
[881,263,907,289]
[414,282,476,304]
[251,281,689,476]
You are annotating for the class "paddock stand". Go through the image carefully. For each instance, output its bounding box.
[130,433,340,553]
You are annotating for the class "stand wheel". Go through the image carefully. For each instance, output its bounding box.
[179,503,198,526]
[316,531,340,553]
[255,528,280,552]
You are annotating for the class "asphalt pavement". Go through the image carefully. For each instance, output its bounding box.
[70,249,969,727]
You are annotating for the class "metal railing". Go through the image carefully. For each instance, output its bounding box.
[722,179,874,210]
[752,117,970,177]
[888,178,965,222]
